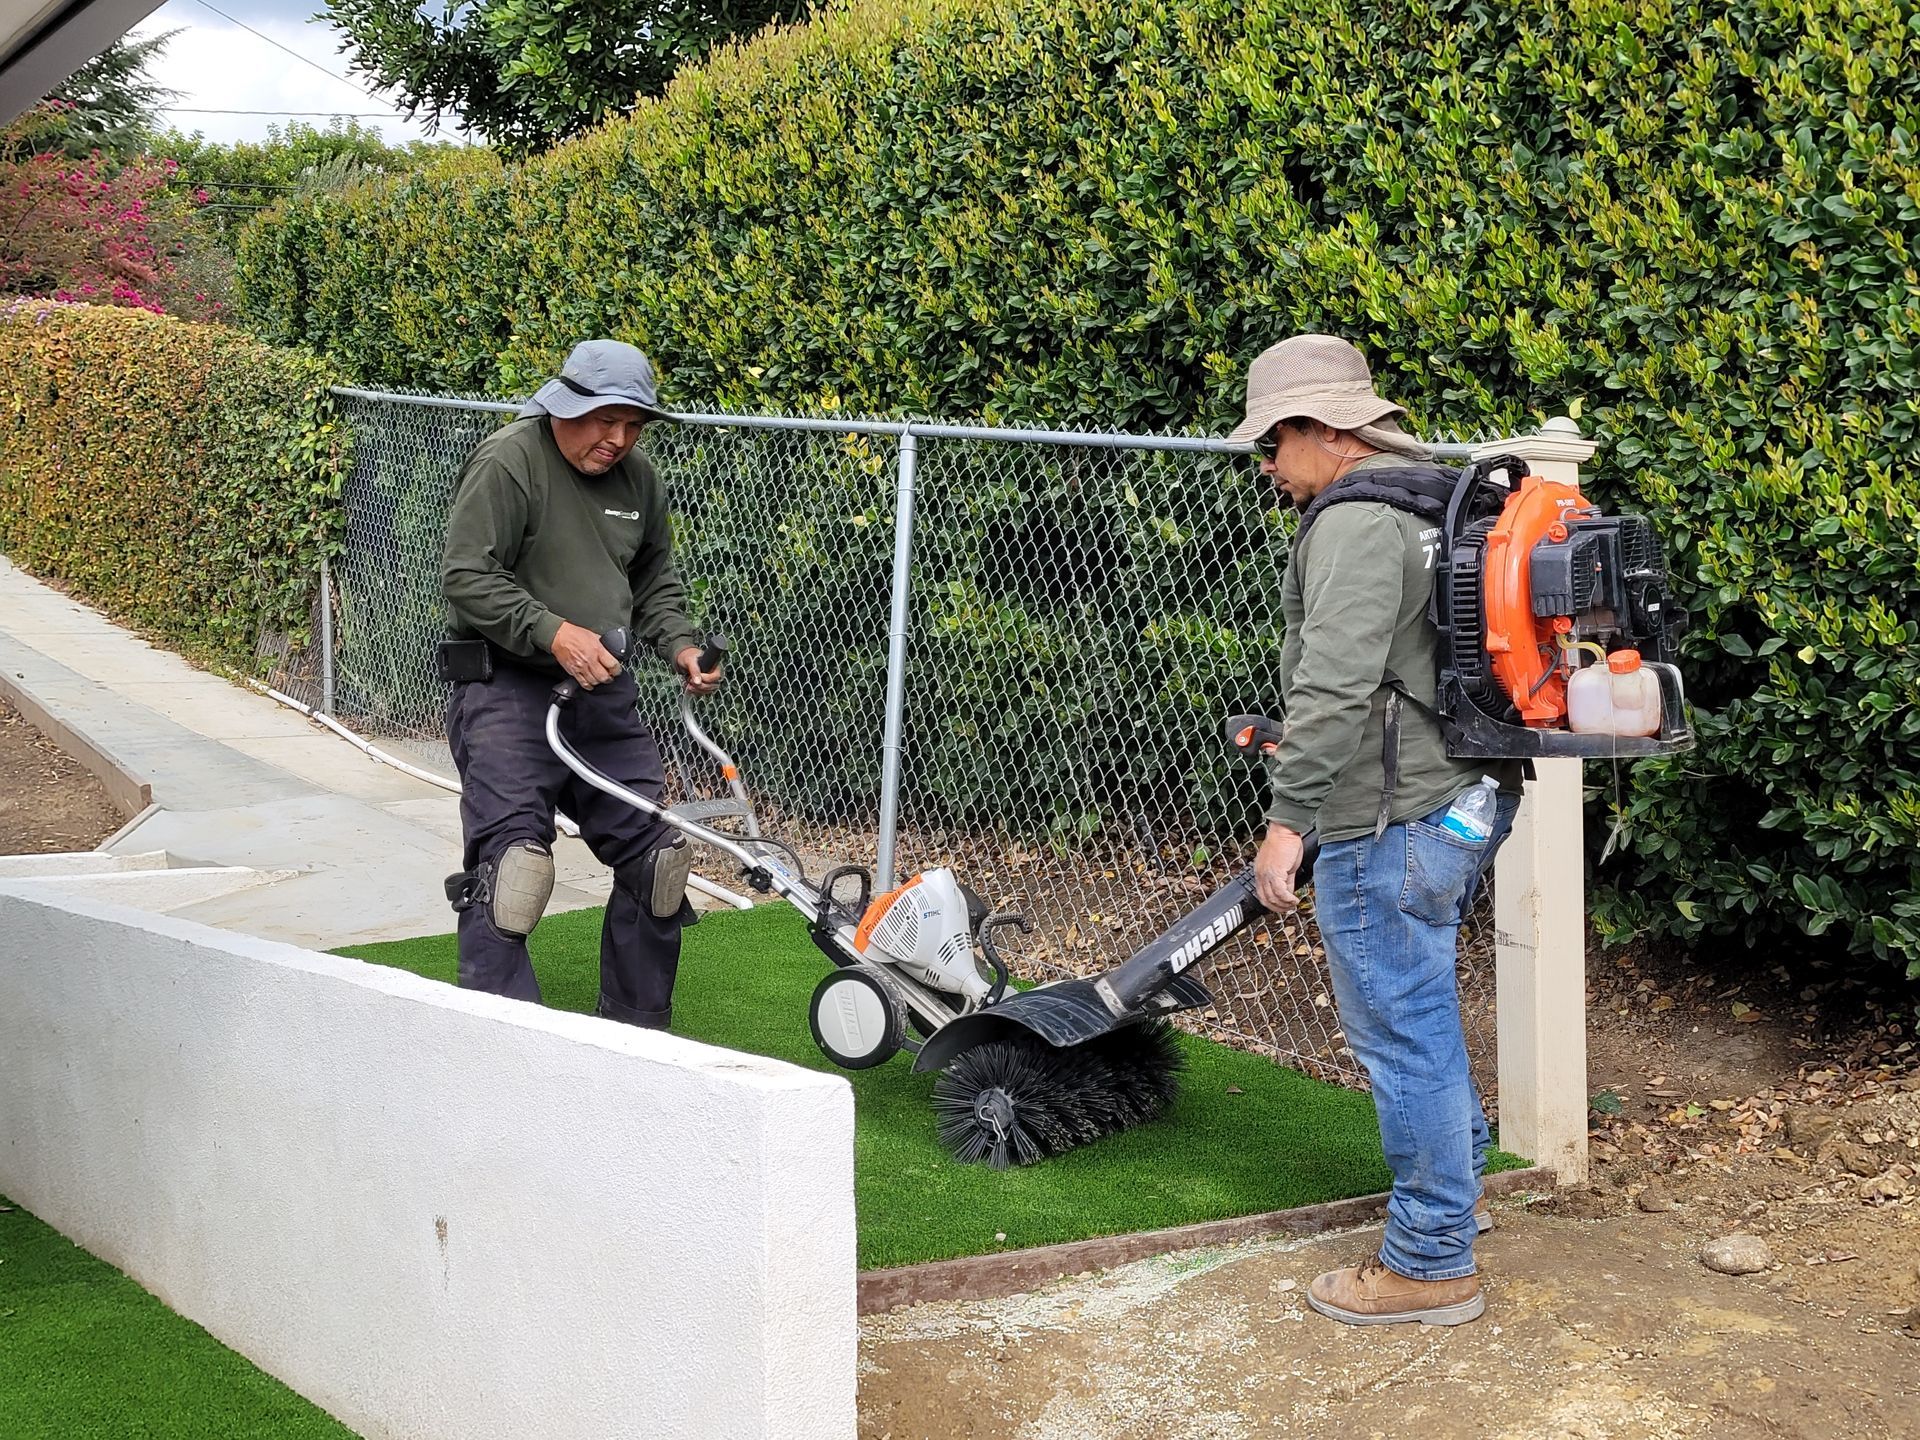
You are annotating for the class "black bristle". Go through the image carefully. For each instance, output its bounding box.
[931,1021,1186,1168]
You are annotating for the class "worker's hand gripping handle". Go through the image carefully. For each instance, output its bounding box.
[551,627,634,707]
[694,631,727,685]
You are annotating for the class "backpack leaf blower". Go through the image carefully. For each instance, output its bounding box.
[1430,454,1693,757]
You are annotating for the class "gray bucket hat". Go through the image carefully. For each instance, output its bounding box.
[1226,334,1406,444]
[517,339,674,423]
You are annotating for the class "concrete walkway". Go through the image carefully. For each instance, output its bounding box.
[0,557,620,949]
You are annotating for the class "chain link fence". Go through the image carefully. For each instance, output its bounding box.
[286,389,1504,1098]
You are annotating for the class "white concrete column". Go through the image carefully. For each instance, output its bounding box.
[1474,417,1595,1183]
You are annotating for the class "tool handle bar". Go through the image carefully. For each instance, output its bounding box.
[543,703,822,923]
[547,626,761,838]
[977,913,1024,1006]
[550,626,635,708]
[673,633,760,838]
[1223,712,1283,756]
[1098,832,1319,1015]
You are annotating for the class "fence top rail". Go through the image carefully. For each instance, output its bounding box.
[328,385,1489,458]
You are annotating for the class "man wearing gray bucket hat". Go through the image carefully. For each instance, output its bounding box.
[436,338,718,1028]
[1235,335,1521,1327]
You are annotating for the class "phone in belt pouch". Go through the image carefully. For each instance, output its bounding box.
[434,636,494,683]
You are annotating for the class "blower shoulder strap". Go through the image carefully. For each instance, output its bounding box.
[1293,462,1462,543]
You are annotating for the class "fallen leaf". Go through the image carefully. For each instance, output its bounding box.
[1225,1085,1244,1095]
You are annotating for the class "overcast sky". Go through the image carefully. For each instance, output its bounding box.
[131,0,471,147]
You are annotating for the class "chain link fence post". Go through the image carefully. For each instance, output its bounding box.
[319,553,335,718]
[875,425,919,891]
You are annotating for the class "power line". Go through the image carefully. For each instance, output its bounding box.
[161,106,395,117]
[187,0,375,98]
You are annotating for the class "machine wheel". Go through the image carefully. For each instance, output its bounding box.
[809,968,908,1070]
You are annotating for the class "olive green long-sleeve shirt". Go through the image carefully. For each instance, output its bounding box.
[440,416,700,671]
[1266,466,1520,841]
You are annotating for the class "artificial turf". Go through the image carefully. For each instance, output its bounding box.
[342,903,1525,1269]
[0,1199,354,1439]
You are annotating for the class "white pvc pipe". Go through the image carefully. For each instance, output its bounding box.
[242,679,754,910]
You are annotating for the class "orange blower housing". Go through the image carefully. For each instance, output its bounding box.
[1482,473,1592,726]
[1431,455,1691,758]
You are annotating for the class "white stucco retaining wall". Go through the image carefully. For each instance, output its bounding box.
[0,882,857,1440]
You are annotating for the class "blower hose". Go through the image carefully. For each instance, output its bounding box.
[931,1020,1185,1169]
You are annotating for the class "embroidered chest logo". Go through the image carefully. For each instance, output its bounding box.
[603,508,641,520]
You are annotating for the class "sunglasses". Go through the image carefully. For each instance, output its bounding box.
[1254,427,1281,461]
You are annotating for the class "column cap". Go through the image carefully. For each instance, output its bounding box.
[1472,415,1600,465]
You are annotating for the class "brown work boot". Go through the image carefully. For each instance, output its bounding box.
[1307,1252,1485,1327]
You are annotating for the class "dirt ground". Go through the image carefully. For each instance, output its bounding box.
[0,697,124,854]
[861,947,1920,1439]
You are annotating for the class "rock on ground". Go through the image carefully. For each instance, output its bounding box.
[1699,1233,1773,1276]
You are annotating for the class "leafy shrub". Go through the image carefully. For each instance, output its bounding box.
[152,119,456,253]
[2,106,229,320]
[0,300,349,669]
[234,0,1920,979]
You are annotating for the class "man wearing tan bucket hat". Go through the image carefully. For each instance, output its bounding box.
[1233,335,1523,1327]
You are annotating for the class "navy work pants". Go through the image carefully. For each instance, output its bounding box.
[446,664,684,1027]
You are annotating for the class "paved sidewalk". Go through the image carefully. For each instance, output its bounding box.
[0,557,619,949]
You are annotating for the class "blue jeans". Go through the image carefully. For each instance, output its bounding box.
[1312,791,1520,1282]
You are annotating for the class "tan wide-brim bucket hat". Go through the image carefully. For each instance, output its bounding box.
[1226,334,1406,444]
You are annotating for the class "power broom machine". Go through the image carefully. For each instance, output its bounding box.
[546,632,1304,1169]
[547,452,1694,1169]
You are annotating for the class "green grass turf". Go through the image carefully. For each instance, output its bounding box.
[344,904,1526,1270]
[0,1199,354,1439]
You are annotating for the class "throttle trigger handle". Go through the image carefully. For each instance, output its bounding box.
[599,627,633,665]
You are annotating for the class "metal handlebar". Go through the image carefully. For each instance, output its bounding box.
[977,913,1025,1006]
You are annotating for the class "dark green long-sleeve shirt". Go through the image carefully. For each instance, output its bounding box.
[440,416,700,671]
[1266,460,1521,841]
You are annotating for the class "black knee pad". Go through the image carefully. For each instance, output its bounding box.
[614,833,694,919]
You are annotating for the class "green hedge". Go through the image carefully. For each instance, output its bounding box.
[0,300,348,668]
[234,0,1920,980]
